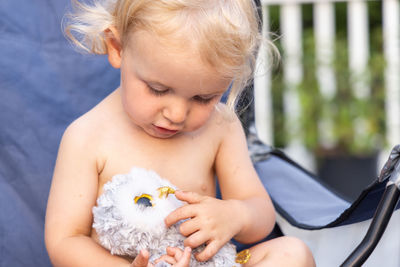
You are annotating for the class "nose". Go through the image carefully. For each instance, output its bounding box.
[162,98,189,124]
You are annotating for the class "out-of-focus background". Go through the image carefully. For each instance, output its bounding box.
[254,0,399,201]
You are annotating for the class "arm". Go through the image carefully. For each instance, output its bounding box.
[214,114,275,243]
[45,121,130,267]
[165,113,275,261]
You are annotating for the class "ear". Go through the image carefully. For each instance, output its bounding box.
[105,26,122,69]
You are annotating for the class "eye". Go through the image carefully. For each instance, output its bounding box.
[147,85,169,96]
[193,95,216,104]
[134,194,154,207]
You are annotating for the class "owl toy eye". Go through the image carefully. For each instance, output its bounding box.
[134,194,154,207]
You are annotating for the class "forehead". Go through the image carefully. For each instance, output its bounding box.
[124,30,231,94]
[127,30,208,72]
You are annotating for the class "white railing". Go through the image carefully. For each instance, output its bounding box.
[255,0,400,170]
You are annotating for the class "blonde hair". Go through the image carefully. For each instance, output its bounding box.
[65,0,276,110]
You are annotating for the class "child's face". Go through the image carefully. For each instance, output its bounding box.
[117,31,231,139]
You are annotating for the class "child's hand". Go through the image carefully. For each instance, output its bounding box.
[165,191,243,262]
[131,249,155,267]
[155,247,191,266]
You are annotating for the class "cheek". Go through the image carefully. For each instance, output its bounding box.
[121,85,154,121]
[121,88,140,118]
[187,105,216,130]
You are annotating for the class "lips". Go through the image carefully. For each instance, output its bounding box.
[153,125,179,136]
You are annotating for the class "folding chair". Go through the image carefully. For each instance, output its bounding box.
[245,126,400,266]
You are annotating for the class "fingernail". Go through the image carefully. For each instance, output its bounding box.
[140,249,148,257]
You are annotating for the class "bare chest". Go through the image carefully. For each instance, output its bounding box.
[96,130,219,199]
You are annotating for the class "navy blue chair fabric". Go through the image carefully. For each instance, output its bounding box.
[0,1,118,266]
[255,151,400,230]
[1,1,398,266]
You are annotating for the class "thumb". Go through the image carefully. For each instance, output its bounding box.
[131,249,150,267]
[174,190,204,204]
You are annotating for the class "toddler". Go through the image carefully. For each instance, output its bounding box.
[45,0,315,266]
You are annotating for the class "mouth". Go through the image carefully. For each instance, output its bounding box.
[152,125,179,136]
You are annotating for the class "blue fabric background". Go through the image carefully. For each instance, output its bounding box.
[0,1,119,265]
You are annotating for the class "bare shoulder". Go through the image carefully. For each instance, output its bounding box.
[210,103,248,158]
[64,89,119,143]
[211,103,245,141]
[64,109,104,145]
[212,103,268,199]
[59,114,100,163]
[58,91,119,170]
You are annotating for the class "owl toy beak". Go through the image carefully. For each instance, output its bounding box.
[157,186,175,199]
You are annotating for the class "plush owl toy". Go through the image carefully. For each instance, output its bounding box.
[93,167,249,266]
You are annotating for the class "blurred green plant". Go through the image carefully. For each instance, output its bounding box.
[268,1,386,156]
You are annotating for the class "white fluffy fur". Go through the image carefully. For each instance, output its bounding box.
[93,167,240,266]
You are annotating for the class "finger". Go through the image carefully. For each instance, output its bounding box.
[195,241,220,262]
[155,255,177,265]
[176,247,192,267]
[183,230,208,249]
[174,190,205,204]
[165,205,196,227]
[131,249,150,267]
[166,246,183,258]
[179,217,200,237]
